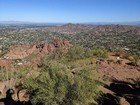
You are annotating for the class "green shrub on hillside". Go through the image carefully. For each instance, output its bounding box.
[0,67,28,82]
[47,48,66,60]
[91,48,108,58]
[62,67,99,105]
[47,46,109,64]
[131,55,140,66]
[66,46,85,61]
[23,61,71,105]
[23,60,99,105]
[112,48,124,56]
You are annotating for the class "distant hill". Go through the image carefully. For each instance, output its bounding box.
[47,24,140,54]
[47,23,140,34]
[82,21,140,26]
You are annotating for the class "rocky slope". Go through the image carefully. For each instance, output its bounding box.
[97,53,140,105]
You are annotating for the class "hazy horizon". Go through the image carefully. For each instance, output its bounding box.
[0,20,140,24]
[0,0,140,23]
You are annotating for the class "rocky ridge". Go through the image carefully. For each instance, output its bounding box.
[4,39,72,60]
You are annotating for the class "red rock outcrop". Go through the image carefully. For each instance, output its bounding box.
[5,39,72,60]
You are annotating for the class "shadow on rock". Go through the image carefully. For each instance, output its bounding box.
[97,93,120,105]
[0,89,32,105]
[98,80,140,105]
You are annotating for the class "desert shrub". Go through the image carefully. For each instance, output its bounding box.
[48,46,108,63]
[23,61,99,105]
[112,48,124,56]
[0,68,7,81]
[121,53,130,60]
[0,67,28,82]
[23,61,72,105]
[62,67,99,105]
[66,46,85,61]
[48,48,66,60]
[84,48,94,58]
[131,55,140,66]
[91,48,108,58]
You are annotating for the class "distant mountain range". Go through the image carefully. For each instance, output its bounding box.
[0,21,64,27]
[83,21,140,26]
[0,21,140,26]
[0,21,32,24]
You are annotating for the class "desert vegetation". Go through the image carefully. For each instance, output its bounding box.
[0,24,140,105]
[0,24,140,56]
[22,46,104,105]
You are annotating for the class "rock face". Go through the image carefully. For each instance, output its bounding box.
[5,39,72,60]
[5,45,35,59]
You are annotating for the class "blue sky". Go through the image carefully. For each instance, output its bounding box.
[0,0,140,23]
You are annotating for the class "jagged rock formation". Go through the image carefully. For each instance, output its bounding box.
[5,39,72,60]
